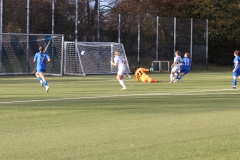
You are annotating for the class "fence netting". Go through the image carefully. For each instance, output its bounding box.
[1,0,207,72]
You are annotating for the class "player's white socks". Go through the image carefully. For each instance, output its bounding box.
[174,73,178,77]
[170,74,174,81]
[119,80,126,89]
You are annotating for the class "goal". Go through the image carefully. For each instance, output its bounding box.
[64,42,130,75]
[0,33,64,75]
[151,61,170,72]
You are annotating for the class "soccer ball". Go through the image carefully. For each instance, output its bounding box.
[81,51,86,55]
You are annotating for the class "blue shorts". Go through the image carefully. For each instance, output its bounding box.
[180,67,190,75]
[36,68,45,73]
[233,68,240,77]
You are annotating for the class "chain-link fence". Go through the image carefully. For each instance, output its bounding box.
[0,0,208,73]
[102,14,207,71]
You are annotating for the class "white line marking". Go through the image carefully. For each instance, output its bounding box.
[0,79,133,86]
[0,89,236,104]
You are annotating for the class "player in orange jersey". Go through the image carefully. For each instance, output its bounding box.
[133,66,160,83]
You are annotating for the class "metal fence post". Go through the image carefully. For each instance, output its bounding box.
[52,0,55,35]
[0,0,2,33]
[156,16,159,61]
[138,15,141,66]
[75,0,78,42]
[97,0,100,42]
[51,0,55,72]
[118,14,121,43]
[206,19,209,70]
[97,0,100,72]
[26,0,30,73]
[74,0,78,73]
[173,17,176,54]
[190,18,193,61]
[0,0,3,73]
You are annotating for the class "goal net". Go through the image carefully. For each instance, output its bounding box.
[64,42,130,75]
[151,61,170,72]
[0,33,64,75]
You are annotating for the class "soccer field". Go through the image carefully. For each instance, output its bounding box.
[0,72,240,160]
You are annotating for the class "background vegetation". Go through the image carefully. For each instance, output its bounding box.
[2,0,240,66]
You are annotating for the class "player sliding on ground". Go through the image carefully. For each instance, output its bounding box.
[170,51,182,83]
[232,50,240,89]
[110,51,129,90]
[174,52,191,83]
[133,66,160,83]
[33,46,50,92]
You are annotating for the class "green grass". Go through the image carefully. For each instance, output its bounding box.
[0,72,240,160]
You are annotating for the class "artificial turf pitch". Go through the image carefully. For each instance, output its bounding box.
[0,72,240,160]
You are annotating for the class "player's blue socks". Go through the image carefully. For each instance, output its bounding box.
[37,76,42,82]
[43,81,48,87]
[178,75,183,80]
[233,80,237,87]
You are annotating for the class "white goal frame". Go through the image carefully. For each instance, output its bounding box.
[151,61,170,72]
[64,42,131,75]
[0,33,64,76]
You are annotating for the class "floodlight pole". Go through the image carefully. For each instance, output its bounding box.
[0,0,3,73]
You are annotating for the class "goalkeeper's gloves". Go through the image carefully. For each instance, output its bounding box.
[149,67,154,72]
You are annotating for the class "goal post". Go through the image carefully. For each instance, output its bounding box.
[64,42,131,75]
[0,33,64,76]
